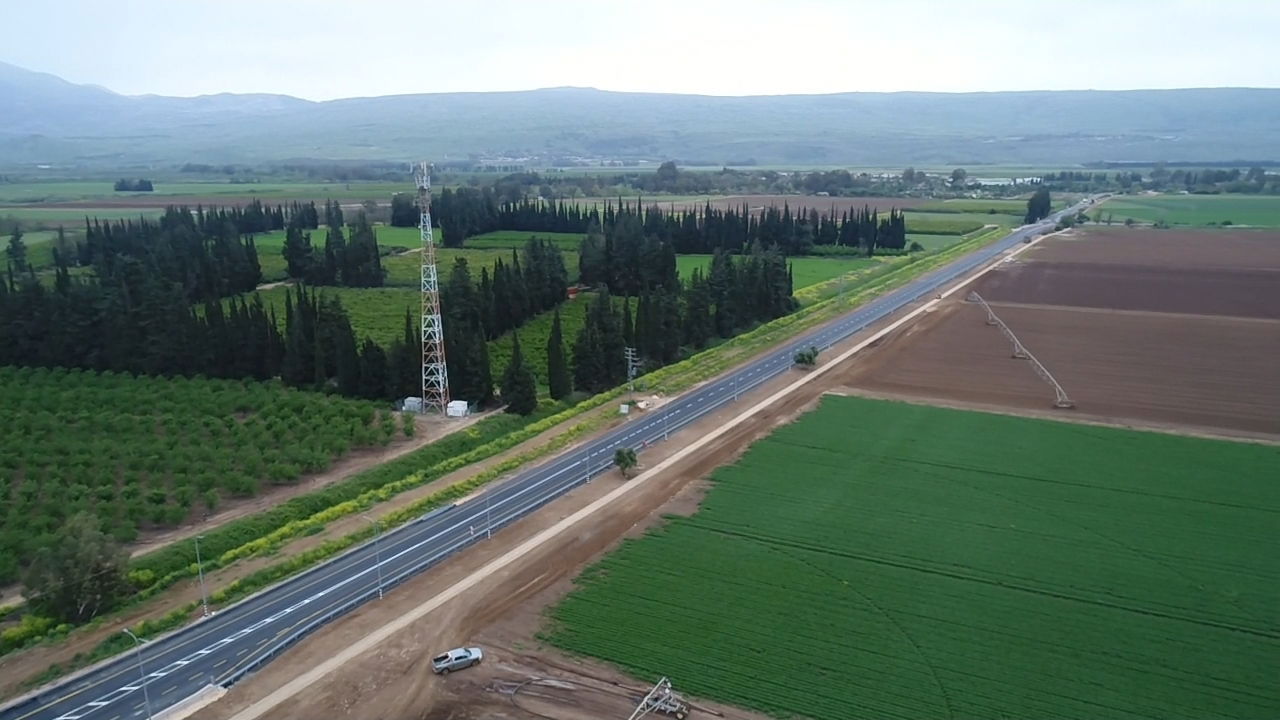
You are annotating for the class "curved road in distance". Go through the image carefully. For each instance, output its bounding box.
[2,200,1092,720]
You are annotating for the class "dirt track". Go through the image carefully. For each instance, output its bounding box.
[844,227,1280,438]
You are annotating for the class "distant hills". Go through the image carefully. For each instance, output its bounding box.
[1,61,1277,168]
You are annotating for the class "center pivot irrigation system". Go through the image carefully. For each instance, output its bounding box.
[967,290,1075,408]
[628,677,690,719]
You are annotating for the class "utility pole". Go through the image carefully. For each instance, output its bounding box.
[194,535,209,619]
[360,514,384,599]
[624,346,639,400]
[122,629,152,720]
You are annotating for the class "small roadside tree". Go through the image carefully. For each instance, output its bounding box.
[24,512,130,623]
[793,346,820,367]
[614,447,638,478]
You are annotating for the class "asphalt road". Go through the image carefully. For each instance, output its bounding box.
[1,201,1090,720]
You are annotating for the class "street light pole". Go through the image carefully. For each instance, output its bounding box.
[122,629,152,720]
[194,535,209,618]
[485,491,492,540]
[360,514,384,600]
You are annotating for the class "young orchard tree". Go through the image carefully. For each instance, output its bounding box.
[614,447,638,479]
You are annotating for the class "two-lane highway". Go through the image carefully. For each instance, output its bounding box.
[0,200,1091,720]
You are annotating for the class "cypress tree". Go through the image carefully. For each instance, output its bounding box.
[333,312,360,397]
[621,297,634,349]
[501,333,538,415]
[282,225,313,279]
[546,309,572,400]
[357,338,389,400]
[572,312,605,394]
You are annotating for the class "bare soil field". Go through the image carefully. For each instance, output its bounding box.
[977,263,1280,318]
[843,227,1280,438]
[1027,226,1280,269]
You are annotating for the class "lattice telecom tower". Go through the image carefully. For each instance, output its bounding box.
[415,162,449,413]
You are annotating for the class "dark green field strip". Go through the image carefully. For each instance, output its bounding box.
[549,396,1280,719]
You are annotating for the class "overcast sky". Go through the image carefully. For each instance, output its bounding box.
[4,0,1276,100]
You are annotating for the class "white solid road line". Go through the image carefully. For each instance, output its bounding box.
[226,225,1045,720]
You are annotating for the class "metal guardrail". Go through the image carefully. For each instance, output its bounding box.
[217,457,615,688]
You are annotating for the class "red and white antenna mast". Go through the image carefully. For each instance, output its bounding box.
[416,162,449,414]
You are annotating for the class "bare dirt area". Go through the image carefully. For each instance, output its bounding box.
[842,227,1280,439]
[1026,226,1280,270]
[976,262,1280,318]
[192,295,926,720]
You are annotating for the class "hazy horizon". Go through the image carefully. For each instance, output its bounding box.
[3,0,1277,101]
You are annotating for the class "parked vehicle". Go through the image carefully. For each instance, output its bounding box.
[431,646,484,675]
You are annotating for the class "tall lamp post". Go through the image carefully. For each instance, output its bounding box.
[360,514,384,600]
[195,535,209,618]
[485,491,492,540]
[122,628,153,720]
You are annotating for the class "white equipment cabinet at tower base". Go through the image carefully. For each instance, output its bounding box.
[446,400,470,417]
[401,397,424,413]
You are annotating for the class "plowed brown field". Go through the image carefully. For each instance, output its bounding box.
[844,227,1280,438]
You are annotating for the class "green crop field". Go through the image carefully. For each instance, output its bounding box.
[548,396,1280,720]
[905,233,966,252]
[465,230,584,251]
[227,286,419,347]
[675,254,878,290]
[9,230,66,269]
[487,294,596,390]
[0,366,398,584]
[914,198,1026,215]
[0,206,165,227]
[383,248,579,287]
[1093,194,1280,227]
[902,212,994,235]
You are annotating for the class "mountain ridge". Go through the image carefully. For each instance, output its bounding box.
[1,61,1277,167]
